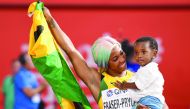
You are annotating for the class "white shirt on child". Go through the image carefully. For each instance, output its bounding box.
[128,62,165,103]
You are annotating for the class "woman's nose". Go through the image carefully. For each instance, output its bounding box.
[119,55,126,63]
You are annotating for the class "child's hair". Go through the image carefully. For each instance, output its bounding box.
[135,37,158,50]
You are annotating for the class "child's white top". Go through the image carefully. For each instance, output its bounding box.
[128,62,165,103]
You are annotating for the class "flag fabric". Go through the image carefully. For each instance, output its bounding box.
[28,2,91,109]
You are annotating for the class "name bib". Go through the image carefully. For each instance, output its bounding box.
[102,88,136,109]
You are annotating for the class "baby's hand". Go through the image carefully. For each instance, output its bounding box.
[137,104,150,109]
[113,80,127,90]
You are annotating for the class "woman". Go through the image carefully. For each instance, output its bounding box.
[43,7,168,109]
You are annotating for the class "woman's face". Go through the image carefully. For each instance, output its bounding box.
[108,45,126,75]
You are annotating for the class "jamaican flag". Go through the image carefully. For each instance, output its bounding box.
[28,2,91,109]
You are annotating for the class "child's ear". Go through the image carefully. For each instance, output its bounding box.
[153,49,158,58]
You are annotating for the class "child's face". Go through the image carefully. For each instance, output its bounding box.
[134,41,157,66]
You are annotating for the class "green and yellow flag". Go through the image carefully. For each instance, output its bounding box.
[28,2,91,109]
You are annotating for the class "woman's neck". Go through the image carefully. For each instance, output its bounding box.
[107,69,126,77]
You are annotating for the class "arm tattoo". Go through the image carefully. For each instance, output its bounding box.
[47,18,56,28]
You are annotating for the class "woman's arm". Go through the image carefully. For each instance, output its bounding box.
[43,7,101,101]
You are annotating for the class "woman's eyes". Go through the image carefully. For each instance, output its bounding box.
[113,57,118,61]
[112,51,124,62]
[120,51,123,54]
[120,51,124,55]
[113,51,124,61]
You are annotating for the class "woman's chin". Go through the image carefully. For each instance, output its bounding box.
[119,66,126,73]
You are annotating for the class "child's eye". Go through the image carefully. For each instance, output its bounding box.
[142,51,147,54]
[135,51,138,55]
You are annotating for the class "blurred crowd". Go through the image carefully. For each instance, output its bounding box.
[1,52,59,109]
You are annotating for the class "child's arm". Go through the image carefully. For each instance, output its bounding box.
[114,80,139,90]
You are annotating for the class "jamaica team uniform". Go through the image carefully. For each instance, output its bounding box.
[98,70,137,109]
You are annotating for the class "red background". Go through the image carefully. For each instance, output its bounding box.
[0,0,190,5]
[0,0,190,109]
